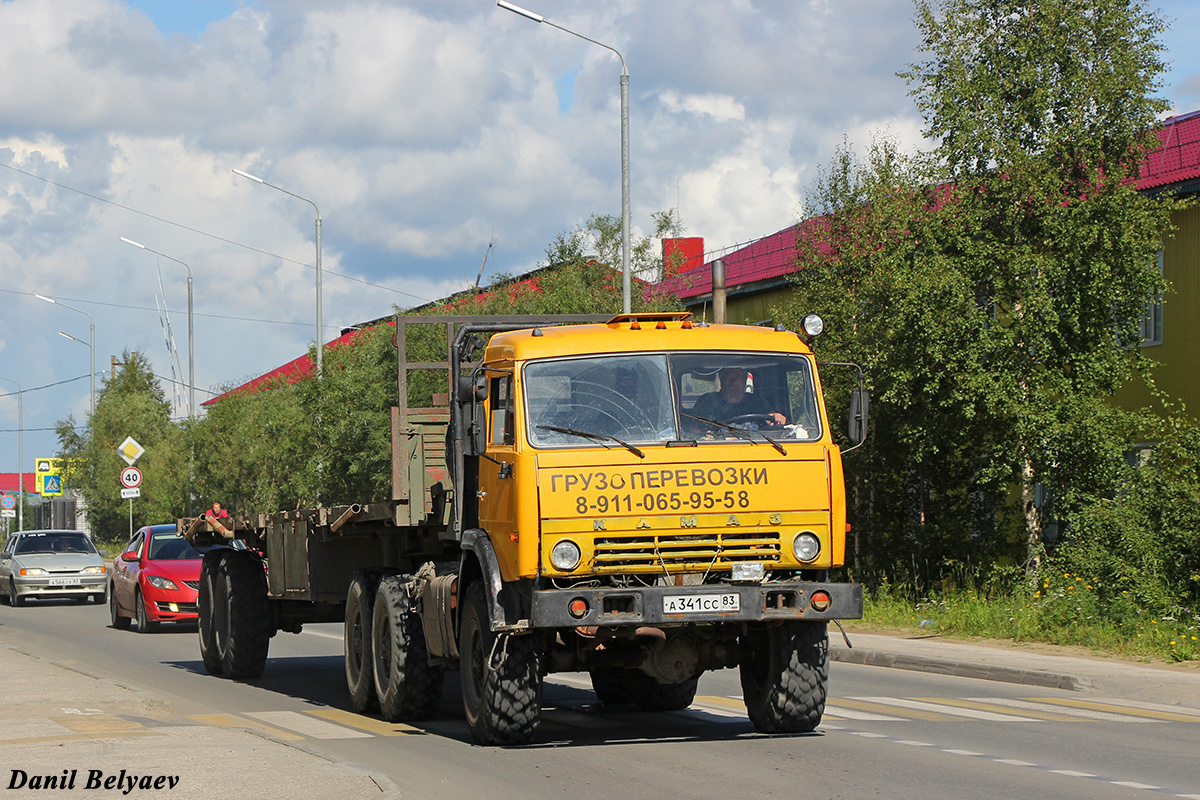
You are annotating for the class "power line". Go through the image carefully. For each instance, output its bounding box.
[0,160,433,304]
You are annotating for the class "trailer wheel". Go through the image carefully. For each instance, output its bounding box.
[459,581,542,745]
[372,575,443,721]
[345,571,380,712]
[197,551,224,675]
[739,620,828,733]
[215,551,271,679]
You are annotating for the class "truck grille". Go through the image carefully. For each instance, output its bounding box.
[593,531,780,573]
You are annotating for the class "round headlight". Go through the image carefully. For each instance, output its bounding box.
[550,540,582,571]
[793,532,821,562]
[801,314,824,338]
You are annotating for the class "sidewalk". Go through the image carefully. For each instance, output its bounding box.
[834,627,1200,710]
[0,643,396,800]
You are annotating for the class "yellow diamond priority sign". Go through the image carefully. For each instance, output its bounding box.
[117,436,145,466]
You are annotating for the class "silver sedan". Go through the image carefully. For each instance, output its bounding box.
[0,530,108,606]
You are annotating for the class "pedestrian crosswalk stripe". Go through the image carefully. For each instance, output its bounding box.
[306,708,422,737]
[848,696,1040,722]
[189,713,305,741]
[833,697,959,721]
[923,697,1094,722]
[1030,697,1200,722]
[244,711,373,739]
[967,697,1158,722]
[823,704,904,721]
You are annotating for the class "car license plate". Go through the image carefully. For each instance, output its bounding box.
[49,578,82,587]
[663,593,739,614]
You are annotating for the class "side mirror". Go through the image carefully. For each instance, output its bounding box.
[457,374,488,405]
[120,550,139,563]
[848,387,870,445]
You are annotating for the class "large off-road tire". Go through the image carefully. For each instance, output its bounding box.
[632,674,700,712]
[345,571,380,713]
[739,620,828,733]
[135,590,158,633]
[197,551,224,675]
[459,581,542,745]
[110,583,131,630]
[589,667,634,705]
[590,668,700,711]
[371,575,443,721]
[215,551,271,679]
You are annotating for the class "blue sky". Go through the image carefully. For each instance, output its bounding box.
[1,0,1199,479]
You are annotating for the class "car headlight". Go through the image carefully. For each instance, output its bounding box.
[550,540,582,571]
[82,565,106,574]
[792,532,821,562]
[146,575,180,591]
[19,567,48,576]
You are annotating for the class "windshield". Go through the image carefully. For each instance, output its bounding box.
[148,532,202,561]
[524,352,822,448]
[15,533,97,555]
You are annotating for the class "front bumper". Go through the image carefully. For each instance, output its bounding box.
[13,575,107,601]
[530,581,863,628]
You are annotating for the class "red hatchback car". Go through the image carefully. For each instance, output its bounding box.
[109,524,204,632]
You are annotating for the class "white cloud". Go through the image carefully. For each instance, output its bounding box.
[0,0,1197,464]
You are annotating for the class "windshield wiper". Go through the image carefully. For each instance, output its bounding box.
[536,425,645,459]
[682,413,787,455]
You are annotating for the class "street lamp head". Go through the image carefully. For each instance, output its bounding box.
[233,168,265,183]
[120,236,146,249]
[35,293,56,305]
[498,0,544,22]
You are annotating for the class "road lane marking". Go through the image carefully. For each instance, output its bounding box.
[0,718,77,739]
[926,697,1098,722]
[307,708,423,736]
[849,697,1040,722]
[300,629,343,641]
[189,714,305,741]
[1049,770,1096,778]
[1111,781,1162,790]
[945,749,984,756]
[59,714,146,734]
[244,711,372,739]
[993,759,1036,766]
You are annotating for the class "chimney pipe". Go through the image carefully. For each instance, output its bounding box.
[712,259,727,324]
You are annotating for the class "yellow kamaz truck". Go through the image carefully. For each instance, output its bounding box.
[188,312,865,745]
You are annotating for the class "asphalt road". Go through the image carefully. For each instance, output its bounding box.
[3,598,1200,799]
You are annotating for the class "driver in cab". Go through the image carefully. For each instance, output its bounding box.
[690,367,786,427]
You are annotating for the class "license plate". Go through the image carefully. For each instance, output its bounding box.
[49,578,82,587]
[663,593,740,614]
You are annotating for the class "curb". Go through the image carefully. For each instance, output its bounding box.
[830,645,1096,692]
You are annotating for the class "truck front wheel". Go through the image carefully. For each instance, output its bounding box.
[739,620,828,733]
[345,571,380,713]
[197,551,225,675]
[215,551,271,679]
[459,581,543,745]
[371,575,443,720]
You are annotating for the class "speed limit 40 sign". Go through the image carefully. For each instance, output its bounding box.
[120,466,143,489]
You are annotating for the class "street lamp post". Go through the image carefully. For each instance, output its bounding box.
[232,168,324,375]
[120,238,194,418]
[497,0,631,314]
[35,294,95,416]
[0,375,24,532]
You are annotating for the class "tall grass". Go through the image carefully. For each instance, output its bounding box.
[859,564,1200,663]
